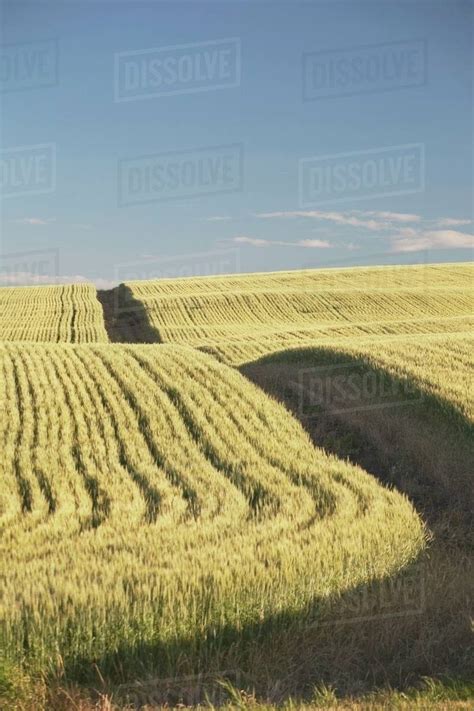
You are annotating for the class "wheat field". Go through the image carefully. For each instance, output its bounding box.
[0,263,472,708]
[123,263,474,364]
[0,341,425,675]
[252,331,474,425]
[0,284,108,343]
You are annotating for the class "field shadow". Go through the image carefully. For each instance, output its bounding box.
[56,544,472,706]
[241,346,474,538]
[97,285,161,344]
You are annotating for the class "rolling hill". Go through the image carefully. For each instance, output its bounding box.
[0,262,472,707]
[0,342,425,675]
[119,263,474,364]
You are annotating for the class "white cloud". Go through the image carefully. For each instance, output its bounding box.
[10,217,92,230]
[255,209,421,232]
[390,227,419,238]
[433,218,472,228]
[256,209,474,238]
[230,236,331,249]
[0,272,118,289]
[206,215,232,222]
[92,277,120,289]
[232,236,270,246]
[356,211,421,223]
[254,210,474,254]
[297,239,331,248]
[11,217,56,226]
[391,229,474,253]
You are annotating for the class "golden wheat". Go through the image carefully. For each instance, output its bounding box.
[124,263,474,364]
[0,283,108,342]
[1,262,472,690]
[0,342,425,675]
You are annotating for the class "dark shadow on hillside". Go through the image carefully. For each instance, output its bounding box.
[98,285,161,343]
[241,347,474,540]
[55,545,472,705]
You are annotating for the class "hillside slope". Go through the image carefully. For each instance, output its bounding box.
[242,331,474,528]
[245,332,474,424]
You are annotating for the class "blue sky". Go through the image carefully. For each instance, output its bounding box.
[0,0,472,286]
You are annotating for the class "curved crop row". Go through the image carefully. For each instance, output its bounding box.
[0,283,108,343]
[0,342,425,674]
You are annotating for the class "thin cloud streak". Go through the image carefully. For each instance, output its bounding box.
[256,209,472,232]
[391,229,474,253]
[356,211,422,223]
[0,273,117,289]
[434,218,472,227]
[11,217,57,226]
[10,218,92,230]
[230,236,331,249]
[256,210,416,231]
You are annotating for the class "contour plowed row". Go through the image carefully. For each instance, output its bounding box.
[123,263,474,363]
[0,342,424,672]
[0,283,108,342]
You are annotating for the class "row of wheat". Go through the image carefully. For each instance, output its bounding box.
[0,284,108,343]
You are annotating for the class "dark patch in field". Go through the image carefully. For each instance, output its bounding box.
[97,285,161,344]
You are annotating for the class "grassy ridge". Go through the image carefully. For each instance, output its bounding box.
[0,284,108,343]
[0,342,425,678]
